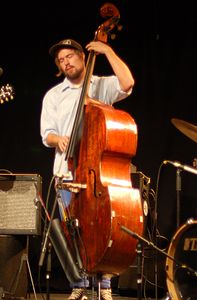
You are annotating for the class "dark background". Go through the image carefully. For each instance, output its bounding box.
[0,0,197,296]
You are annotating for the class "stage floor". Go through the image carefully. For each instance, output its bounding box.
[29,293,136,300]
[28,294,162,300]
[27,289,167,300]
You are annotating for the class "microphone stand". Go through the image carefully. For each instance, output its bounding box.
[38,192,58,267]
[34,182,56,300]
[136,242,143,300]
[33,182,53,300]
[46,242,52,300]
[120,226,197,276]
[37,182,83,284]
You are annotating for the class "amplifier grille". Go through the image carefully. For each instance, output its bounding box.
[0,173,42,235]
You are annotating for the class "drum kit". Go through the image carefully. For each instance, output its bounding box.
[165,118,197,300]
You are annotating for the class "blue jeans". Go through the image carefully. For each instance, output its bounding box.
[57,189,111,289]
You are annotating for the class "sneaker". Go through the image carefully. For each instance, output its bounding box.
[68,288,88,300]
[100,289,113,300]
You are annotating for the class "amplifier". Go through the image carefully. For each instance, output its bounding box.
[0,173,42,235]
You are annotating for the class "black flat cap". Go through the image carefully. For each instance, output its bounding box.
[49,39,83,57]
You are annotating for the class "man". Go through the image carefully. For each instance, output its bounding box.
[40,38,135,300]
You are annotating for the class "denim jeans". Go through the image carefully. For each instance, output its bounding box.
[57,189,111,289]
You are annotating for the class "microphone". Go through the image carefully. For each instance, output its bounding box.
[120,225,153,246]
[163,160,197,175]
[0,68,3,77]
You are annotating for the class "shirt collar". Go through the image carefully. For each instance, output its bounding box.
[60,76,94,92]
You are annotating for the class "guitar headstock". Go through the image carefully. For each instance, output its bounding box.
[0,84,14,104]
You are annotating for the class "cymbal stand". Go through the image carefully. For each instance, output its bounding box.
[176,168,182,228]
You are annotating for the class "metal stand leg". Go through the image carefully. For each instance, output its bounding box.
[91,276,96,300]
[136,242,143,300]
[12,236,37,300]
[46,242,52,300]
[91,285,95,300]
[97,280,101,300]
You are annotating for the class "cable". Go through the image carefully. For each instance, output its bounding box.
[153,160,166,300]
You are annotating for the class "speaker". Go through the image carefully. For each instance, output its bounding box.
[131,171,151,230]
[0,173,42,235]
[0,235,28,298]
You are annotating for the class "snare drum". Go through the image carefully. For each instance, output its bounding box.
[165,219,197,300]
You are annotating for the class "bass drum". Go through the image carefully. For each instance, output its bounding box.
[165,219,197,300]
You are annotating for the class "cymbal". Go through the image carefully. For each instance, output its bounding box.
[171,118,197,143]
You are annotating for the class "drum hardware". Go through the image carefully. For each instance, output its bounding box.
[170,117,197,226]
[163,160,197,228]
[171,118,197,143]
[163,161,182,229]
[121,225,197,299]
[165,219,197,300]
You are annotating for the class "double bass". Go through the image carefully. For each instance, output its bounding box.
[60,2,144,277]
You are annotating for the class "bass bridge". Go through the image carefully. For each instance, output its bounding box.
[56,180,87,193]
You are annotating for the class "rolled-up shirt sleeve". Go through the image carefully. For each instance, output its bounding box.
[40,91,59,147]
[89,75,132,105]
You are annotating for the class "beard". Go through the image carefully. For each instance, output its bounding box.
[65,65,84,81]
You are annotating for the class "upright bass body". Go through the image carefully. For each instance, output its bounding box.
[68,101,144,275]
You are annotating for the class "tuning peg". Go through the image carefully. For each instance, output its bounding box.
[0,83,14,104]
[117,24,123,31]
[110,33,116,40]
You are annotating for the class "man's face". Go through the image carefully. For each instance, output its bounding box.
[57,48,85,80]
